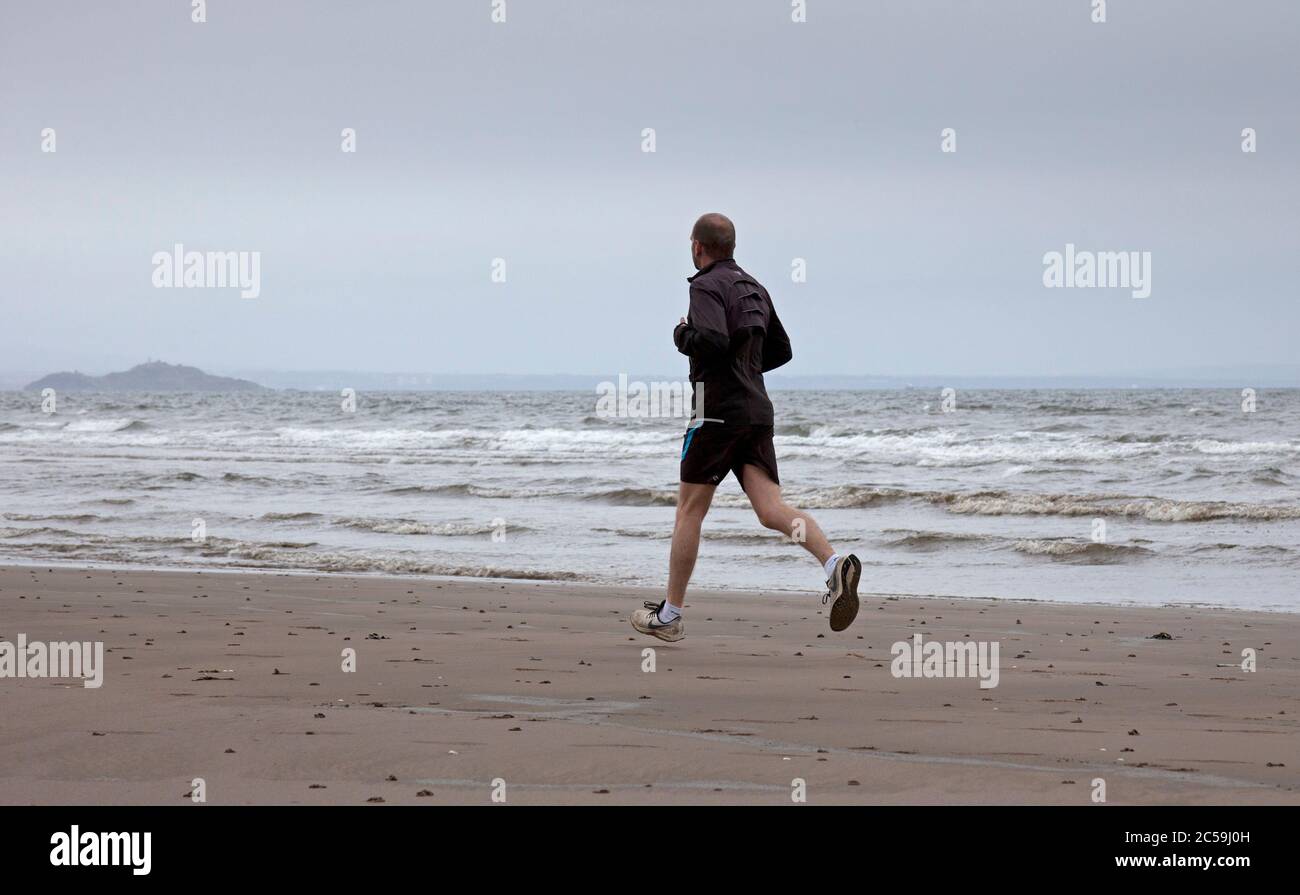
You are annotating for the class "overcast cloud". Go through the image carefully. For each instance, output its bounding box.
[2,0,1297,378]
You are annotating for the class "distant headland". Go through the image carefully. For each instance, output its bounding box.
[24,361,266,392]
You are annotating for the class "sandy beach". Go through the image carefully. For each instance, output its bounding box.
[0,563,1295,805]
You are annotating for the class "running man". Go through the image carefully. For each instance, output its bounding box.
[631,213,860,642]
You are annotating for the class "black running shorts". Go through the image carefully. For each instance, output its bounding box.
[679,423,779,490]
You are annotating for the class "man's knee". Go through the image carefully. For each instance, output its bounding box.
[678,502,709,523]
[754,502,788,531]
[676,487,713,521]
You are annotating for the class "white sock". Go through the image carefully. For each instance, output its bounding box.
[823,554,840,580]
[657,602,681,623]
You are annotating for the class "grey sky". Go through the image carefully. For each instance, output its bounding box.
[2,0,1297,379]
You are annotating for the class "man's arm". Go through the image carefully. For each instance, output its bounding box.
[761,301,793,372]
[674,284,730,359]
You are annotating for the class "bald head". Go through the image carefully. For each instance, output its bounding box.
[690,213,736,265]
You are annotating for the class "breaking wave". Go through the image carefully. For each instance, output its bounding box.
[64,418,149,433]
[929,491,1300,522]
[594,526,785,546]
[880,529,996,551]
[1013,539,1152,562]
[334,517,526,536]
[212,546,582,580]
[584,488,678,507]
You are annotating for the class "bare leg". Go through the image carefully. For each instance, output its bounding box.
[666,481,716,607]
[740,464,834,566]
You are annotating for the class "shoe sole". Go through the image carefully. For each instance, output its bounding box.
[631,619,684,642]
[829,554,860,632]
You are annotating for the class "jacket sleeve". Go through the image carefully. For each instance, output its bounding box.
[674,284,730,360]
[761,300,793,372]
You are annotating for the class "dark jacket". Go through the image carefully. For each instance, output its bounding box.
[673,259,792,426]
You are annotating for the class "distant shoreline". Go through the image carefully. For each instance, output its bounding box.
[5,378,1300,392]
[6,359,1300,393]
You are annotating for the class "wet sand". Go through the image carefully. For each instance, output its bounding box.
[0,564,1295,805]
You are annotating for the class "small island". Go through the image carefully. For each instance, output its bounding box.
[25,361,266,392]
